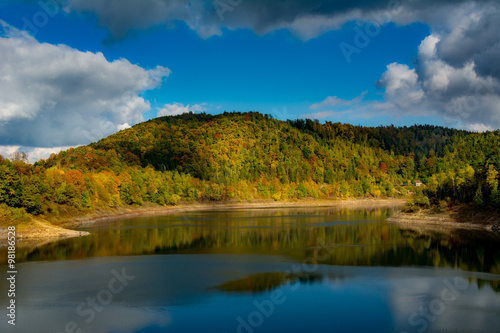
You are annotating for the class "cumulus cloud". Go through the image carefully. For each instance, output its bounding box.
[0,21,170,147]
[293,2,498,130]
[157,102,207,117]
[375,31,500,129]
[308,12,500,130]
[374,62,426,113]
[372,2,500,129]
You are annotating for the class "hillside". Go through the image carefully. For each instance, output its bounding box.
[1,111,499,227]
[89,112,411,190]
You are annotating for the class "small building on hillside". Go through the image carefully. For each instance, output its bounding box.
[415,179,423,187]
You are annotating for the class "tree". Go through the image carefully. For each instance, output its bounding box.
[10,152,29,164]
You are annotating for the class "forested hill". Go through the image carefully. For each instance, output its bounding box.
[1,112,499,224]
[88,112,415,186]
[90,112,471,175]
[288,119,470,158]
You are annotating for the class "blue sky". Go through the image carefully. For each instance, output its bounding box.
[0,0,499,161]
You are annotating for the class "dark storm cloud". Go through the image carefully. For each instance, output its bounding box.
[66,0,494,39]
[436,6,500,72]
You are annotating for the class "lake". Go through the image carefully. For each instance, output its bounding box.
[1,205,500,333]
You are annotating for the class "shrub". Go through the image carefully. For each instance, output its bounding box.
[414,194,430,208]
[0,203,30,227]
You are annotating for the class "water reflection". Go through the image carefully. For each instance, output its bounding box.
[1,206,500,333]
[4,207,500,276]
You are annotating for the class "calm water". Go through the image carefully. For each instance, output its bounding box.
[1,205,500,333]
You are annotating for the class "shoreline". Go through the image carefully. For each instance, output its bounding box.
[387,208,500,233]
[0,198,405,248]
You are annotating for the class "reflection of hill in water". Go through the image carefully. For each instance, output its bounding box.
[213,270,500,294]
[3,207,500,280]
[213,272,324,294]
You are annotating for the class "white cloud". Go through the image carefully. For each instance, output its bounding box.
[310,91,367,110]
[375,63,426,113]
[374,29,500,128]
[310,97,343,110]
[459,123,494,132]
[301,91,370,120]
[292,7,500,130]
[377,63,421,97]
[0,21,170,147]
[157,102,207,117]
[299,110,352,120]
[0,145,72,163]
[117,123,132,131]
[0,145,22,158]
